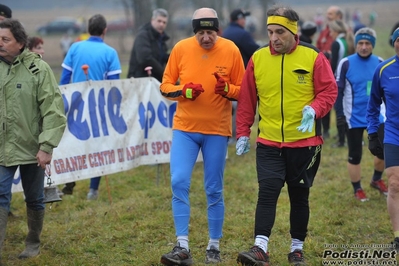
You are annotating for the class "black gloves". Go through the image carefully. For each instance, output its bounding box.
[368,133,383,157]
[336,116,346,127]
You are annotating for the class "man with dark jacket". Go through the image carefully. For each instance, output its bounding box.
[127,8,169,82]
[222,9,259,145]
[299,21,317,44]
[222,9,259,67]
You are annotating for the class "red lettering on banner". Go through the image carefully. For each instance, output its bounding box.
[53,155,88,174]
[126,146,135,161]
[117,148,124,162]
[151,141,172,155]
[88,150,116,168]
[53,150,117,173]
[125,143,149,161]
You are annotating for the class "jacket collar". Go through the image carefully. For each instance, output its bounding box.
[142,22,170,41]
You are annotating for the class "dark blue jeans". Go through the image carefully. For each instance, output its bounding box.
[0,164,45,211]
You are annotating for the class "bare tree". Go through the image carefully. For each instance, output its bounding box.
[259,0,273,39]
[130,0,153,33]
[124,0,274,44]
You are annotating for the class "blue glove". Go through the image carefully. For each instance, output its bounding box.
[236,136,250,155]
[297,105,315,133]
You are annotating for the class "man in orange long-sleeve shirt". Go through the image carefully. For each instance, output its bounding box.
[159,7,245,265]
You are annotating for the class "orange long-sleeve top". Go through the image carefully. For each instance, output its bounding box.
[160,36,245,137]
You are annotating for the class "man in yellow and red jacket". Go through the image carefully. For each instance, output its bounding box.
[236,4,337,266]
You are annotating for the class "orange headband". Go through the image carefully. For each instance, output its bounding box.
[267,16,298,34]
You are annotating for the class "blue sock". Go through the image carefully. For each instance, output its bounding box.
[372,170,383,182]
[352,181,361,193]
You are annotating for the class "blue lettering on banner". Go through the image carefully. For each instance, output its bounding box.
[62,87,127,140]
[108,87,127,134]
[139,101,176,139]
[157,101,176,128]
[139,102,155,139]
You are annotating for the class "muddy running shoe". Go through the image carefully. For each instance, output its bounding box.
[370,179,388,196]
[288,249,306,265]
[160,245,193,266]
[237,246,270,266]
[205,245,221,264]
[87,189,99,200]
[354,188,369,202]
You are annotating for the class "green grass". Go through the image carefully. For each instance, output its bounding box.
[3,118,395,265]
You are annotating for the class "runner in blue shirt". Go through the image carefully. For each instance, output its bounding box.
[335,27,386,202]
[60,14,122,200]
[367,27,399,250]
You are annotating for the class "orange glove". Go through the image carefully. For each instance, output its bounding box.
[213,72,229,96]
[182,82,204,100]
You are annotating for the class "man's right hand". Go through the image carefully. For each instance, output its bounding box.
[182,83,204,100]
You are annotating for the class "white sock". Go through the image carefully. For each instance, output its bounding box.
[254,235,269,253]
[207,238,220,250]
[177,236,189,250]
[291,238,304,252]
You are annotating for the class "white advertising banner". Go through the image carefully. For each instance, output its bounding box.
[11,77,177,193]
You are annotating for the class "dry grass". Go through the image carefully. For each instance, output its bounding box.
[3,116,395,265]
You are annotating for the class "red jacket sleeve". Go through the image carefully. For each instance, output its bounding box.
[236,58,258,139]
[310,52,337,118]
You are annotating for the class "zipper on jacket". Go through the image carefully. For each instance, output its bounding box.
[280,54,285,142]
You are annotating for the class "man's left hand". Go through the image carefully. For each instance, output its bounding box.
[213,72,229,96]
[297,105,315,133]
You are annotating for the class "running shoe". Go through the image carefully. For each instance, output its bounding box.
[370,179,388,196]
[288,249,306,265]
[354,188,369,202]
[205,245,221,264]
[237,246,270,266]
[160,245,193,266]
